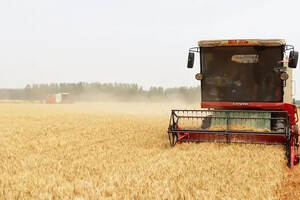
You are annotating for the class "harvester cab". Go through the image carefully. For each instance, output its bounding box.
[168,39,299,168]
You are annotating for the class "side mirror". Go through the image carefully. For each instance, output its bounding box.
[289,51,298,68]
[187,52,195,68]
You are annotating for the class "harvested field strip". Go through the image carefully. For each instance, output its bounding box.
[0,103,297,199]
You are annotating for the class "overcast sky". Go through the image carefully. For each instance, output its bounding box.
[0,0,299,98]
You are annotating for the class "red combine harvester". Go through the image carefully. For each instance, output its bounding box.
[44,93,73,104]
[168,39,299,168]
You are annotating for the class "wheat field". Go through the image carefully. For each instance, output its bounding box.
[0,102,298,199]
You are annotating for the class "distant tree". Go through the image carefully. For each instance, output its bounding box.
[24,84,32,100]
[0,82,201,103]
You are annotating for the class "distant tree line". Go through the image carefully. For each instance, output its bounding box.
[0,82,201,103]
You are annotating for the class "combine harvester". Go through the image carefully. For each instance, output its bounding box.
[168,39,299,168]
[44,93,73,104]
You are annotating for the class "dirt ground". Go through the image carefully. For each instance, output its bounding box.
[0,102,298,199]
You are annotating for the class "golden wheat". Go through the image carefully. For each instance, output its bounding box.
[0,103,293,199]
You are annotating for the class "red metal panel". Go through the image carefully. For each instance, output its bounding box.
[45,97,56,104]
[201,102,285,109]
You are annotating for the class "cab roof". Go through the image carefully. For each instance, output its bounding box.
[198,39,286,47]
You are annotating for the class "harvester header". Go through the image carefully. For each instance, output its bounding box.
[169,39,299,168]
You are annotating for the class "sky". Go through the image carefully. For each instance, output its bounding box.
[0,0,299,98]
